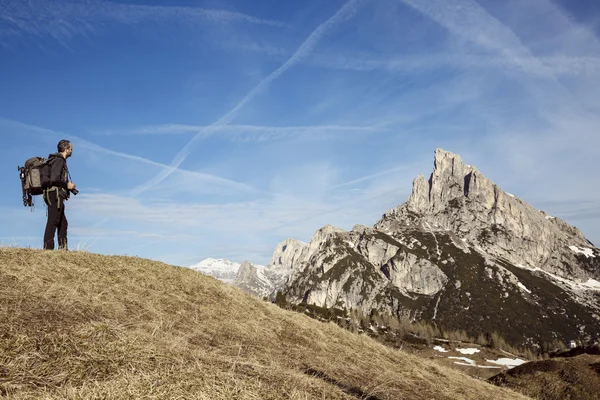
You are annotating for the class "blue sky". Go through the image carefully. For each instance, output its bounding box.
[1,0,599,267]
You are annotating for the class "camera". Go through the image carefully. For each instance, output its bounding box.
[70,188,79,196]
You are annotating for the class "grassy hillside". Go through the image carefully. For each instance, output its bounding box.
[0,248,528,399]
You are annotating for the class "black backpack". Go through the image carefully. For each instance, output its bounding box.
[18,157,52,207]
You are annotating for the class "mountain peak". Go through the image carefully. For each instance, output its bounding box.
[380,148,599,281]
[407,148,483,214]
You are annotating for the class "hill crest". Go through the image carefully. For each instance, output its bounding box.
[0,247,526,399]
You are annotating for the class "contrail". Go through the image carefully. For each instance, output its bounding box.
[398,0,582,93]
[333,164,421,189]
[96,124,384,137]
[1,117,260,194]
[130,0,367,197]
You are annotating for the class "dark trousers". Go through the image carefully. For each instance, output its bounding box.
[44,191,68,250]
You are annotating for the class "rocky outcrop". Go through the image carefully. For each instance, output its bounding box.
[279,224,448,314]
[385,252,448,296]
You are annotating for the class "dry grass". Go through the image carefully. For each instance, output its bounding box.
[0,248,529,399]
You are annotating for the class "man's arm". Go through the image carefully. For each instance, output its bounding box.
[50,158,68,189]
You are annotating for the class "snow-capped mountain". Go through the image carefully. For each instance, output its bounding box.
[188,258,275,297]
[188,258,241,283]
[268,149,600,349]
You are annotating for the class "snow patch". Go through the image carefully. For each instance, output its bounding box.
[425,222,441,257]
[515,263,600,292]
[517,282,531,294]
[449,356,502,369]
[545,215,556,220]
[345,240,355,249]
[584,279,600,289]
[569,245,595,258]
[433,346,448,353]
[486,358,527,368]
[506,193,515,198]
[432,292,443,320]
[457,348,480,355]
[449,357,476,366]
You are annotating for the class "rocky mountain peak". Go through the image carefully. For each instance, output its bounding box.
[408,148,484,214]
[380,148,598,281]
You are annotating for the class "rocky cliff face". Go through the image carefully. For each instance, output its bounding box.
[267,238,307,290]
[269,148,600,348]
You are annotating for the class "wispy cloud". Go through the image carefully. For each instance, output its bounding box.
[131,0,368,197]
[70,226,206,241]
[1,118,261,195]
[333,164,422,189]
[95,124,386,141]
[310,52,600,77]
[0,0,286,45]
[397,0,600,175]
[71,175,411,241]
[398,0,597,92]
[400,0,546,74]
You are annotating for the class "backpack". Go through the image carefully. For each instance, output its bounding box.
[18,156,52,207]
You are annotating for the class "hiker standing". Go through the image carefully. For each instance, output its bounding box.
[43,140,76,250]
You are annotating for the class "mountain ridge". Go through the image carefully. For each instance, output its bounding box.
[263,148,600,349]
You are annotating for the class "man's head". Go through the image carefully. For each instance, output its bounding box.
[57,140,73,159]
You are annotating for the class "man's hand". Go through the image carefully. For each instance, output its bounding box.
[67,182,76,190]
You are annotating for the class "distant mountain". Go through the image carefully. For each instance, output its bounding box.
[188,257,278,298]
[268,149,600,349]
[188,258,240,283]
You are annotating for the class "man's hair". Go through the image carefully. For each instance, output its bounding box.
[57,140,72,153]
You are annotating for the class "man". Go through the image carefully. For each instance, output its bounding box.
[43,140,76,250]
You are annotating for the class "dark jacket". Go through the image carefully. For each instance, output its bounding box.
[47,153,69,196]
